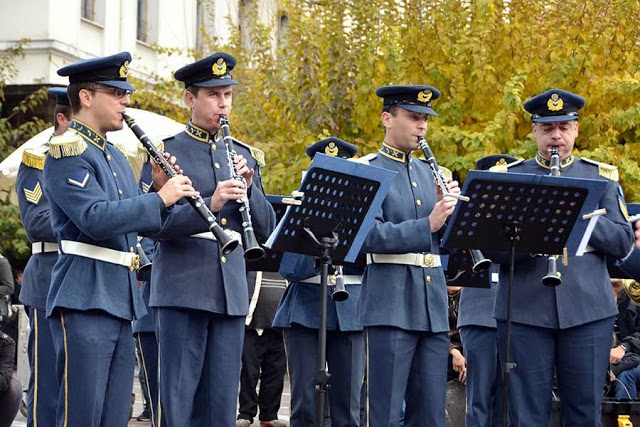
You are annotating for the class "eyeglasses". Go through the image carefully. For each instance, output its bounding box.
[92,86,132,99]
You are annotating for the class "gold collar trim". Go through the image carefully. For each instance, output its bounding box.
[379,142,410,163]
[536,151,574,170]
[186,121,211,143]
[69,120,107,151]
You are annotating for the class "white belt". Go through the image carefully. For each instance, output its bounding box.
[366,253,442,268]
[299,274,362,285]
[190,230,242,242]
[60,240,140,271]
[31,242,58,254]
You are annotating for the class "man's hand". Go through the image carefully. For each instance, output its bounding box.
[429,176,460,232]
[610,345,626,364]
[156,175,198,207]
[450,348,467,384]
[152,152,183,191]
[232,154,255,189]
[210,179,247,213]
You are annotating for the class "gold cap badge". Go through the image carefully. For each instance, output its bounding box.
[547,93,564,111]
[212,58,227,76]
[325,142,339,156]
[417,90,433,103]
[119,60,129,78]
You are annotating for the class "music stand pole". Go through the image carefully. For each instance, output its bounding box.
[502,221,521,427]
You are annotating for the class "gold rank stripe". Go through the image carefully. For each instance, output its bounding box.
[22,149,46,170]
[141,181,151,193]
[24,182,43,204]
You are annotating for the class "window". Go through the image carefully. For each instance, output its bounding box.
[137,0,149,42]
[82,0,95,21]
[278,14,289,47]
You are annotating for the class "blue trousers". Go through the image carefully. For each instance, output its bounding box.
[366,327,449,427]
[49,309,134,427]
[497,317,614,427]
[460,326,504,427]
[156,308,244,427]
[615,365,640,399]
[27,307,58,427]
[284,326,365,427]
[135,332,158,424]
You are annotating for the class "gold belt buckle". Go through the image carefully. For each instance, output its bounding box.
[423,253,435,268]
[130,254,141,271]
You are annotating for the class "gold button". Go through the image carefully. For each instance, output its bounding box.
[409,166,413,171]
[211,145,217,151]
[130,247,134,252]
[426,275,431,282]
[221,218,227,225]
[215,162,220,169]
[113,172,117,178]
[221,256,227,263]
[118,189,123,195]
[107,154,112,161]
[416,199,422,206]
[412,182,418,188]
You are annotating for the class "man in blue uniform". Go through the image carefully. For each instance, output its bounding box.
[43,51,199,427]
[493,89,634,426]
[147,52,276,426]
[16,86,70,427]
[272,137,365,427]
[456,154,517,427]
[359,85,460,426]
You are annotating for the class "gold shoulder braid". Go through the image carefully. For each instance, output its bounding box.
[350,153,377,165]
[581,158,619,181]
[22,148,47,170]
[48,130,87,159]
[233,138,266,167]
[113,143,128,157]
[137,140,165,163]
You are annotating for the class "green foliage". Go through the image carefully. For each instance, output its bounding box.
[0,191,29,261]
[133,0,640,199]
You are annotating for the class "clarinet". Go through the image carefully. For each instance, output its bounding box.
[219,115,265,261]
[541,146,562,287]
[418,137,469,202]
[123,113,239,256]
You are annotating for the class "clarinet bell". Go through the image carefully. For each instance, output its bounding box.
[242,231,265,261]
[542,257,562,287]
[331,267,350,301]
[469,249,492,273]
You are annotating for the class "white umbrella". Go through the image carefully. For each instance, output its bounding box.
[0,107,185,203]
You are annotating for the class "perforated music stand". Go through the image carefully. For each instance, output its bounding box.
[265,153,395,426]
[441,170,608,427]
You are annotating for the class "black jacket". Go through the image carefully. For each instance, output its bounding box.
[0,332,15,393]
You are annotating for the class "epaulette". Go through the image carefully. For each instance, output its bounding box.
[21,146,48,170]
[491,158,524,173]
[136,140,165,163]
[233,137,265,167]
[48,130,87,159]
[580,158,619,181]
[439,166,453,180]
[113,143,128,157]
[350,153,377,165]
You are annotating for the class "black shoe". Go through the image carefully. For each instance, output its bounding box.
[136,409,151,421]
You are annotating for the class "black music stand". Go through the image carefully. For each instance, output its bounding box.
[266,154,396,426]
[441,170,608,427]
[246,195,290,273]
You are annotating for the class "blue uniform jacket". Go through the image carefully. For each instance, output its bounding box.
[493,156,634,329]
[358,146,449,333]
[457,266,499,329]
[272,252,363,332]
[16,146,58,310]
[132,233,155,334]
[43,121,174,320]
[148,122,276,316]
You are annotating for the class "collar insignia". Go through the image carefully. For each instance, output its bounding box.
[70,120,107,151]
[547,93,564,112]
[24,181,43,204]
[67,170,90,189]
[325,142,339,156]
[379,142,409,163]
[212,58,227,76]
[536,151,574,170]
[119,60,129,78]
[417,90,433,103]
[186,121,211,143]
